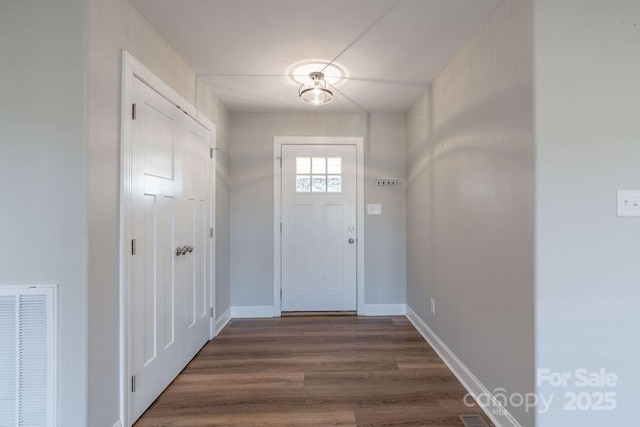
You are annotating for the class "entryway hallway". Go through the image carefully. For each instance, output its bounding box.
[134,316,488,426]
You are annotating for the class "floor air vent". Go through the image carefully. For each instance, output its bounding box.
[459,414,490,427]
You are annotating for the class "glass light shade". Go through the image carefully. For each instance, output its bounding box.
[299,72,333,105]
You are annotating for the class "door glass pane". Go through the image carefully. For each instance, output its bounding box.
[312,176,326,192]
[312,157,326,174]
[327,176,342,192]
[296,157,311,174]
[327,157,341,174]
[296,175,311,192]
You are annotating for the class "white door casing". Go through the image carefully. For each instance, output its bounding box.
[274,136,365,316]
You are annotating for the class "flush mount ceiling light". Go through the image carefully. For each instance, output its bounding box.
[298,71,333,106]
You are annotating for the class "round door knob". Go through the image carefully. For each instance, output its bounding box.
[348,238,355,244]
[176,247,184,256]
[187,246,193,253]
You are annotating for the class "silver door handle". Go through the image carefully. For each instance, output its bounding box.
[348,238,355,244]
[176,246,186,256]
[187,246,193,253]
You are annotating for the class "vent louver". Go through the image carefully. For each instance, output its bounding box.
[459,414,490,427]
[0,286,56,427]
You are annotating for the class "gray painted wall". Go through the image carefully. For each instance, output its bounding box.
[405,1,534,425]
[229,113,406,308]
[88,0,231,424]
[364,114,407,304]
[534,1,640,425]
[0,1,88,425]
[212,105,232,319]
[194,75,232,321]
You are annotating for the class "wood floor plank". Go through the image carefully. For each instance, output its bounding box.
[134,316,490,427]
[185,356,399,374]
[135,410,357,427]
[290,342,435,359]
[355,406,466,427]
[169,372,304,392]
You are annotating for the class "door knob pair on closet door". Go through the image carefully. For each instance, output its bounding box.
[175,245,194,256]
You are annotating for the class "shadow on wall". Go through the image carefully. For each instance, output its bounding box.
[407,80,532,189]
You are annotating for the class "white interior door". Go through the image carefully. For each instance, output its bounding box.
[130,78,182,420]
[281,144,357,311]
[180,118,211,364]
[129,77,212,422]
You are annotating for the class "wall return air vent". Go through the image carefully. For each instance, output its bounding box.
[0,285,57,427]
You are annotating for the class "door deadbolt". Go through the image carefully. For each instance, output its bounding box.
[348,238,355,244]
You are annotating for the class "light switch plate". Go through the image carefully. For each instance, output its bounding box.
[617,190,640,217]
[367,204,382,215]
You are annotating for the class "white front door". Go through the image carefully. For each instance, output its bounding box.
[281,144,357,311]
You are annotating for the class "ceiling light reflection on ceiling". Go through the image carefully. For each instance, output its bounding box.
[298,71,333,106]
[289,61,346,86]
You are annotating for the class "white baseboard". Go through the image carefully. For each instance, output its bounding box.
[229,305,405,318]
[405,305,521,427]
[112,420,123,427]
[359,303,406,316]
[215,307,231,336]
[230,305,275,318]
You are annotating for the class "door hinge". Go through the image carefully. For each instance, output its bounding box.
[131,375,136,393]
[210,307,214,318]
[131,238,137,256]
[280,223,282,233]
[278,157,282,168]
[280,288,282,300]
[210,147,214,159]
[132,103,136,120]
[210,227,214,238]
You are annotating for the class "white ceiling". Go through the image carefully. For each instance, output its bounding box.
[131,0,501,113]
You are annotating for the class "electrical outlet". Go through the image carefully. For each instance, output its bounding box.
[430,297,436,314]
[617,190,640,217]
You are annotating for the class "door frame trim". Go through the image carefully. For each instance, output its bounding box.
[273,136,365,316]
[120,51,216,426]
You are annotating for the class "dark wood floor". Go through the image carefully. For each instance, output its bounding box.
[135,316,488,427]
